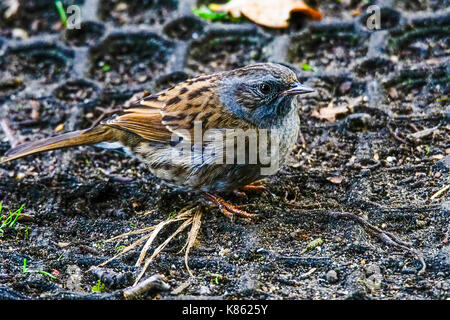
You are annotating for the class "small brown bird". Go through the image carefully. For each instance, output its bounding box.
[1,63,313,219]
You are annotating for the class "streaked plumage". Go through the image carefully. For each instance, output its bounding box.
[1,63,314,219]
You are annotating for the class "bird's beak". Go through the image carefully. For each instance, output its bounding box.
[281,83,315,96]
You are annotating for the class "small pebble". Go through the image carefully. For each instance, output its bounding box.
[326,270,338,283]
[365,264,381,276]
[115,2,128,11]
[339,81,352,95]
[388,87,399,100]
[58,242,71,248]
[16,172,26,180]
[199,286,211,295]
[12,28,29,39]
[219,248,231,256]
[386,156,397,163]
[365,274,382,292]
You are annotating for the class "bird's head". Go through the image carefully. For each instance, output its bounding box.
[219,63,314,127]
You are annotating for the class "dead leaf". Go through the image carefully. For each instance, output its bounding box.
[327,176,344,184]
[210,0,322,28]
[311,96,364,122]
[311,103,350,123]
[352,9,362,17]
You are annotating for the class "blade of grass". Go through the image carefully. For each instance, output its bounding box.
[55,1,68,27]
[22,258,57,280]
[38,270,57,280]
[8,204,24,228]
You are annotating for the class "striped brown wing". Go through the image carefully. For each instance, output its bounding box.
[103,73,249,144]
[104,98,171,143]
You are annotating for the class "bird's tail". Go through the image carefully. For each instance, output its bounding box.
[1,126,116,163]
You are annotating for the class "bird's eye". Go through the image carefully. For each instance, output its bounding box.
[259,83,272,95]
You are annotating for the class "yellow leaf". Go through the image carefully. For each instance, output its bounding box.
[210,0,322,28]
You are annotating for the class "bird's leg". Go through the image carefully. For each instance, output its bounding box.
[202,192,257,220]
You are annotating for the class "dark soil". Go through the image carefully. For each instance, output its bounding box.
[0,0,449,300]
[98,0,178,26]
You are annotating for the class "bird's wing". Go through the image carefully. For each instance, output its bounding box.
[103,93,171,143]
[103,75,248,144]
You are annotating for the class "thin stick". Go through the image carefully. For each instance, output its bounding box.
[123,274,170,300]
[134,218,194,285]
[184,208,203,277]
[430,185,449,202]
[0,118,20,148]
[136,209,195,266]
[105,225,158,243]
[328,211,426,274]
[96,232,154,268]
[387,124,407,144]
[136,218,180,266]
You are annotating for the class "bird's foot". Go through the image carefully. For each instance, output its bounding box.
[202,192,258,220]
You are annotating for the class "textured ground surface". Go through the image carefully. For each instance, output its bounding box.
[0,0,449,300]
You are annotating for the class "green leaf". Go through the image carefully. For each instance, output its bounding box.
[302,63,315,71]
[307,238,323,250]
[91,279,107,293]
[39,270,57,280]
[192,6,229,22]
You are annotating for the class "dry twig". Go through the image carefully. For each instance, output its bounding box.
[96,204,204,286]
[387,124,407,144]
[123,274,170,299]
[327,211,426,274]
[0,118,20,148]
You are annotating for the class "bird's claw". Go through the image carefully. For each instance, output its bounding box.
[202,192,258,220]
[241,180,268,194]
